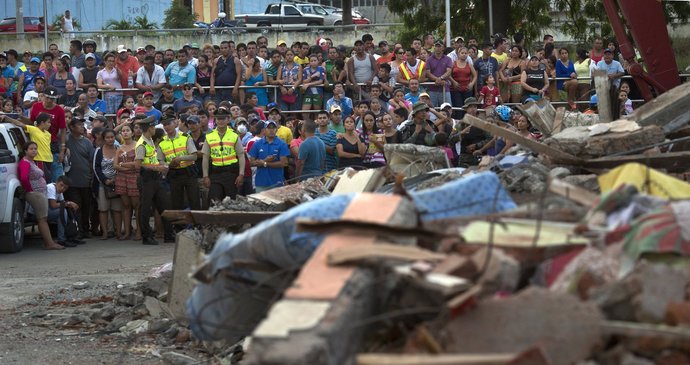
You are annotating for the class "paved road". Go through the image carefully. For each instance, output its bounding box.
[0,230,175,310]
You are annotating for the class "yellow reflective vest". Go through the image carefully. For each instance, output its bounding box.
[159,132,193,169]
[135,136,159,166]
[206,129,239,167]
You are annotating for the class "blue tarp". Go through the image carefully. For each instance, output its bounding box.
[188,171,516,341]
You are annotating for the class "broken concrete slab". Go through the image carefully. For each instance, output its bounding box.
[593,69,613,123]
[332,168,387,195]
[545,125,665,159]
[384,144,450,178]
[438,287,604,365]
[253,300,331,338]
[562,174,600,193]
[629,81,690,132]
[168,230,204,322]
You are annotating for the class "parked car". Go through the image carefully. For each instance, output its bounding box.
[293,3,341,26]
[238,3,324,30]
[332,9,371,25]
[0,17,44,33]
[0,121,29,253]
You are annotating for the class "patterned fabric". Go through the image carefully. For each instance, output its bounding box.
[620,201,690,261]
[115,148,139,197]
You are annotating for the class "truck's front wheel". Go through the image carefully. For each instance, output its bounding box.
[0,197,25,253]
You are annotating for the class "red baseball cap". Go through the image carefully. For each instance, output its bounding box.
[143,91,154,98]
[116,108,131,119]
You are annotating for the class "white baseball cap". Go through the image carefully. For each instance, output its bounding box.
[116,45,127,53]
[440,102,453,110]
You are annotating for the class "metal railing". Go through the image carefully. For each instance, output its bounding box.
[87,71,688,118]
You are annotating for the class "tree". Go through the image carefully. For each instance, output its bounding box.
[133,15,158,30]
[163,0,198,29]
[388,0,690,49]
[103,19,134,30]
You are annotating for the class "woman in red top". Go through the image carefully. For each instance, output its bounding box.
[450,47,477,118]
[18,141,64,250]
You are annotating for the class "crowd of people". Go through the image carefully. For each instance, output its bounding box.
[0,31,634,249]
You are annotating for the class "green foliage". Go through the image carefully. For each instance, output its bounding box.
[553,0,690,44]
[133,15,159,30]
[163,0,198,29]
[103,19,134,30]
[389,0,690,50]
[387,0,551,48]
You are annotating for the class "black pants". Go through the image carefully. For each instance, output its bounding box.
[64,186,92,235]
[208,166,239,205]
[138,171,173,240]
[168,168,201,211]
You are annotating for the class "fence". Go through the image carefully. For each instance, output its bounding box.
[93,73,689,118]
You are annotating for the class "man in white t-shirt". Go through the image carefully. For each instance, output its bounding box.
[46,176,83,247]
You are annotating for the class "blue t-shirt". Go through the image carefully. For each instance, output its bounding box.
[298,136,326,179]
[555,60,575,90]
[597,59,625,88]
[88,99,107,114]
[315,128,338,171]
[145,108,163,123]
[173,98,202,114]
[165,61,197,98]
[302,66,326,95]
[248,137,290,188]
[21,69,46,95]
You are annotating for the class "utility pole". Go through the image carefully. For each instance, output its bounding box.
[43,0,48,51]
[16,0,25,36]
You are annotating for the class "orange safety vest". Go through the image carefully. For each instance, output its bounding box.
[399,60,425,81]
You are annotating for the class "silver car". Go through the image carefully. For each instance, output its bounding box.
[294,3,341,26]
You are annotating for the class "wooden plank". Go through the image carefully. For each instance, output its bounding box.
[296,218,445,240]
[357,353,517,365]
[328,243,446,265]
[593,69,612,123]
[584,151,690,172]
[463,114,584,164]
[285,194,405,300]
[548,178,598,207]
[447,284,482,309]
[552,107,566,134]
[601,320,690,340]
[162,210,281,225]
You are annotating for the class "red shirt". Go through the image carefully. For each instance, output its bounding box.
[115,55,140,88]
[30,102,66,142]
[480,85,500,108]
[376,53,394,65]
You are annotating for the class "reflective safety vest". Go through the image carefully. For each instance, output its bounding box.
[206,129,239,167]
[135,136,159,166]
[399,60,425,81]
[159,132,193,169]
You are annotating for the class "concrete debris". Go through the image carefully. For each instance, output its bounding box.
[563,174,600,193]
[71,281,90,290]
[545,125,666,159]
[439,288,604,365]
[161,351,199,365]
[119,319,149,336]
[498,158,550,193]
[549,166,572,179]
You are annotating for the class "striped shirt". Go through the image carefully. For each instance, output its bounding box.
[315,127,338,171]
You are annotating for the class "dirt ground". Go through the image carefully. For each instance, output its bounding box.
[0,231,176,365]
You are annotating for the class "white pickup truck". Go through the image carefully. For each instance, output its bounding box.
[239,3,324,30]
[0,121,29,253]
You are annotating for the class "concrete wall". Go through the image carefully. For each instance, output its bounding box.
[0,28,399,53]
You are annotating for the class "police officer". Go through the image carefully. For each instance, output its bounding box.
[159,117,200,211]
[133,115,174,245]
[202,107,245,205]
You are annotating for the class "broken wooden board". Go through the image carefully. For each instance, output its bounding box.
[601,320,690,340]
[168,231,204,322]
[332,168,387,194]
[285,194,412,300]
[629,81,690,132]
[356,353,518,365]
[463,114,584,165]
[516,100,555,137]
[248,177,326,207]
[162,210,281,225]
[461,218,590,247]
[584,151,690,173]
[548,178,598,207]
[328,243,446,265]
[552,107,566,134]
[593,69,612,123]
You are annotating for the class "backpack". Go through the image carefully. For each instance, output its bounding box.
[60,205,80,240]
